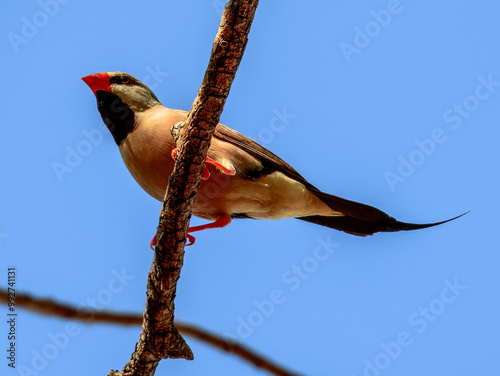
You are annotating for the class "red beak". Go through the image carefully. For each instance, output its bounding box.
[82,72,112,96]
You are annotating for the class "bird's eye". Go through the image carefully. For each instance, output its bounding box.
[121,76,130,84]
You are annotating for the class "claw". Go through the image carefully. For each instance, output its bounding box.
[186,234,196,245]
[201,165,211,180]
[150,233,196,249]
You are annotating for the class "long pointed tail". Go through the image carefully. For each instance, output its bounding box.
[298,212,468,237]
[386,212,468,232]
[298,186,468,236]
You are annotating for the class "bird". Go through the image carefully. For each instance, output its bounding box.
[82,71,464,246]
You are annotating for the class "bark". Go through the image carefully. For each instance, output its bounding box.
[110,1,260,375]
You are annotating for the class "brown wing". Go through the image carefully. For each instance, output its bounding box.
[211,123,465,236]
[212,124,389,220]
[211,123,307,182]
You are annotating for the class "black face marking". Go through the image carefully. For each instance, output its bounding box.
[95,90,135,145]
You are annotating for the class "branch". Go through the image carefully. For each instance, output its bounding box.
[111,1,260,375]
[0,290,302,376]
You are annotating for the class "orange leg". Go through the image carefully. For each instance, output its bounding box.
[187,214,232,234]
[171,148,235,180]
[205,156,236,176]
[150,214,232,249]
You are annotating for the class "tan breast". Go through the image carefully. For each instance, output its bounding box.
[119,106,182,201]
[118,105,339,221]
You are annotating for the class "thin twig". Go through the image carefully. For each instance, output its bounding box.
[0,290,302,376]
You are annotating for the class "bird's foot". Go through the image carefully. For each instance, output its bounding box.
[204,156,236,176]
[150,214,231,250]
[187,214,232,234]
[171,148,235,180]
[150,233,196,250]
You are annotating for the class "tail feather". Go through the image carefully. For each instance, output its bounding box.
[298,212,467,236]
[299,187,468,236]
[386,213,468,233]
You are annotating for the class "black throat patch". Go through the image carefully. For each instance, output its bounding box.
[95,90,135,145]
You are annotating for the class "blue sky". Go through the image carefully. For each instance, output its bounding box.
[1,1,499,375]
